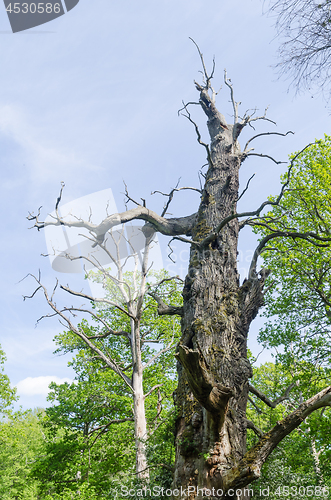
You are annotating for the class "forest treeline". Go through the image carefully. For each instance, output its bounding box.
[1,351,331,499]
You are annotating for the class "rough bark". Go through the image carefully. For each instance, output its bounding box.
[170,67,331,497]
[172,79,269,499]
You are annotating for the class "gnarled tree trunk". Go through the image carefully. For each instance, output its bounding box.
[172,80,267,499]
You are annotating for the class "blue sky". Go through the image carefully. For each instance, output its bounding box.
[0,0,329,410]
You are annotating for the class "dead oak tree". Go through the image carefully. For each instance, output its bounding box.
[28,45,331,499]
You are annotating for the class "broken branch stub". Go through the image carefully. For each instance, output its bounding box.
[175,344,234,415]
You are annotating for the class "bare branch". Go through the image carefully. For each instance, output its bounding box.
[27,206,43,228]
[30,203,198,244]
[123,181,141,207]
[55,181,65,211]
[248,396,262,415]
[152,182,202,217]
[148,275,184,291]
[189,37,215,88]
[60,307,130,339]
[249,227,331,277]
[177,101,200,114]
[25,275,134,392]
[89,418,135,447]
[237,174,256,203]
[245,152,286,165]
[267,0,331,98]
[245,419,264,438]
[199,203,280,249]
[144,384,163,400]
[179,101,214,167]
[143,340,176,371]
[249,382,296,408]
[171,234,200,247]
[249,230,331,278]
[23,284,42,301]
[60,285,134,319]
[224,69,240,123]
[243,130,294,153]
[37,302,130,340]
[148,291,183,317]
[241,106,276,128]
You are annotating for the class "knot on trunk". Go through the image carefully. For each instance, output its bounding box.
[175,344,234,414]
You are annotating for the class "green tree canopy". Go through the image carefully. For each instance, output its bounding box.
[247,362,331,498]
[31,270,181,497]
[0,345,18,414]
[255,135,331,369]
[0,409,45,500]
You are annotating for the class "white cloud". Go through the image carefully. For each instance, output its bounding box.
[16,376,73,396]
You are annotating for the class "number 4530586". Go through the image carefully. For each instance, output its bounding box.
[6,3,61,14]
